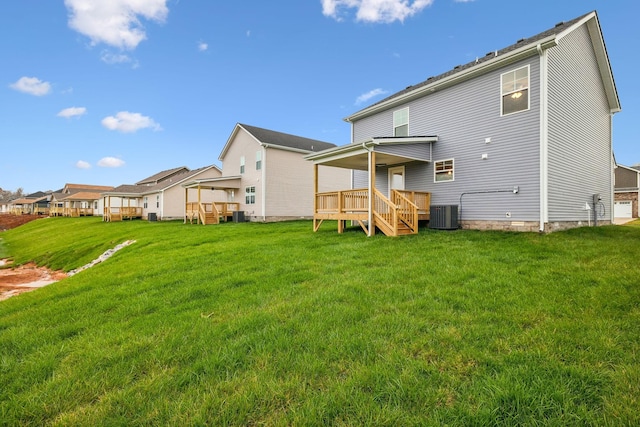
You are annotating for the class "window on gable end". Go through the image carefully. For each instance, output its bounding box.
[240,156,245,174]
[393,107,409,137]
[256,151,262,170]
[501,65,529,115]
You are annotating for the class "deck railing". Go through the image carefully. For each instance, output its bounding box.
[391,190,419,234]
[103,206,143,221]
[314,188,427,236]
[315,188,369,214]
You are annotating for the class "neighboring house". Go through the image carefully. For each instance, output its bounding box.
[307,11,619,236]
[102,165,224,221]
[50,184,115,217]
[7,192,51,215]
[614,164,640,219]
[182,123,351,223]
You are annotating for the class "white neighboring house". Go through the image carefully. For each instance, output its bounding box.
[102,165,224,221]
[183,123,351,222]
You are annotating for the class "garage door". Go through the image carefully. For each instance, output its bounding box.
[614,201,632,218]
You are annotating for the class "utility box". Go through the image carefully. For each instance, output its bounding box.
[148,212,157,222]
[232,211,245,223]
[429,205,459,230]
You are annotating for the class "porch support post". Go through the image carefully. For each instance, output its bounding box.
[313,164,319,232]
[184,187,188,223]
[368,150,376,237]
[197,185,202,224]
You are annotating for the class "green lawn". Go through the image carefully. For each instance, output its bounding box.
[1,217,639,426]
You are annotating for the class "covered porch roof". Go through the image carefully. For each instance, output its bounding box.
[182,176,242,190]
[305,136,437,170]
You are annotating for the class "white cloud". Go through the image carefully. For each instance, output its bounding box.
[322,0,433,23]
[65,0,169,50]
[101,111,162,133]
[58,107,87,118]
[98,157,125,168]
[355,88,388,105]
[198,41,208,51]
[9,77,52,96]
[76,160,91,169]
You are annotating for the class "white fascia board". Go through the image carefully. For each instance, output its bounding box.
[304,141,371,162]
[218,123,244,161]
[345,37,557,123]
[261,143,315,155]
[372,136,438,145]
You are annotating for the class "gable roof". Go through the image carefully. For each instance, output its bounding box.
[219,123,336,160]
[103,165,220,196]
[61,191,104,201]
[136,166,190,186]
[63,183,114,194]
[346,10,619,122]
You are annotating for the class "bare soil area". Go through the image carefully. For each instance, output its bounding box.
[0,260,67,301]
[0,214,47,231]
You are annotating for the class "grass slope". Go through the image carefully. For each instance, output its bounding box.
[1,217,639,425]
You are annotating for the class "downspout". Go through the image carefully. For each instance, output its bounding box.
[261,145,267,221]
[538,43,549,232]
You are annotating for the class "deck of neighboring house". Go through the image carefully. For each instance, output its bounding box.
[185,202,240,225]
[50,206,94,217]
[314,189,431,236]
[103,207,144,222]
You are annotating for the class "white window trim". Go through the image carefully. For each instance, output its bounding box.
[393,107,409,136]
[240,156,245,174]
[256,150,262,170]
[245,186,256,205]
[434,159,455,183]
[500,64,530,116]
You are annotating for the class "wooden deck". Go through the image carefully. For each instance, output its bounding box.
[313,189,430,237]
[185,202,240,225]
[103,207,144,222]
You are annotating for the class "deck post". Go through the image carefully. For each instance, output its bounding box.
[368,150,376,237]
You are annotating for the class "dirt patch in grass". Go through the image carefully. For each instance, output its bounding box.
[0,214,47,231]
[0,259,67,301]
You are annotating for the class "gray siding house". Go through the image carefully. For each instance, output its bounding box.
[307,11,620,235]
[614,164,640,219]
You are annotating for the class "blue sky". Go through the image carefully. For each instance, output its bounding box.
[1,0,636,193]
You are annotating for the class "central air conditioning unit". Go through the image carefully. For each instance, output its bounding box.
[429,205,459,230]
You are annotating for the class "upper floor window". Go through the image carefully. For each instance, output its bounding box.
[501,65,529,115]
[256,151,262,170]
[434,159,454,182]
[245,186,255,205]
[393,107,409,137]
[240,156,245,174]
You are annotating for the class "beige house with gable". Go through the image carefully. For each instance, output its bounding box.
[183,123,351,222]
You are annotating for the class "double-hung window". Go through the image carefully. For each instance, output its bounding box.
[393,107,409,137]
[143,196,148,209]
[501,65,529,115]
[156,195,160,208]
[256,151,262,170]
[240,156,245,174]
[245,186,255,204]
[434,159,454,182]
